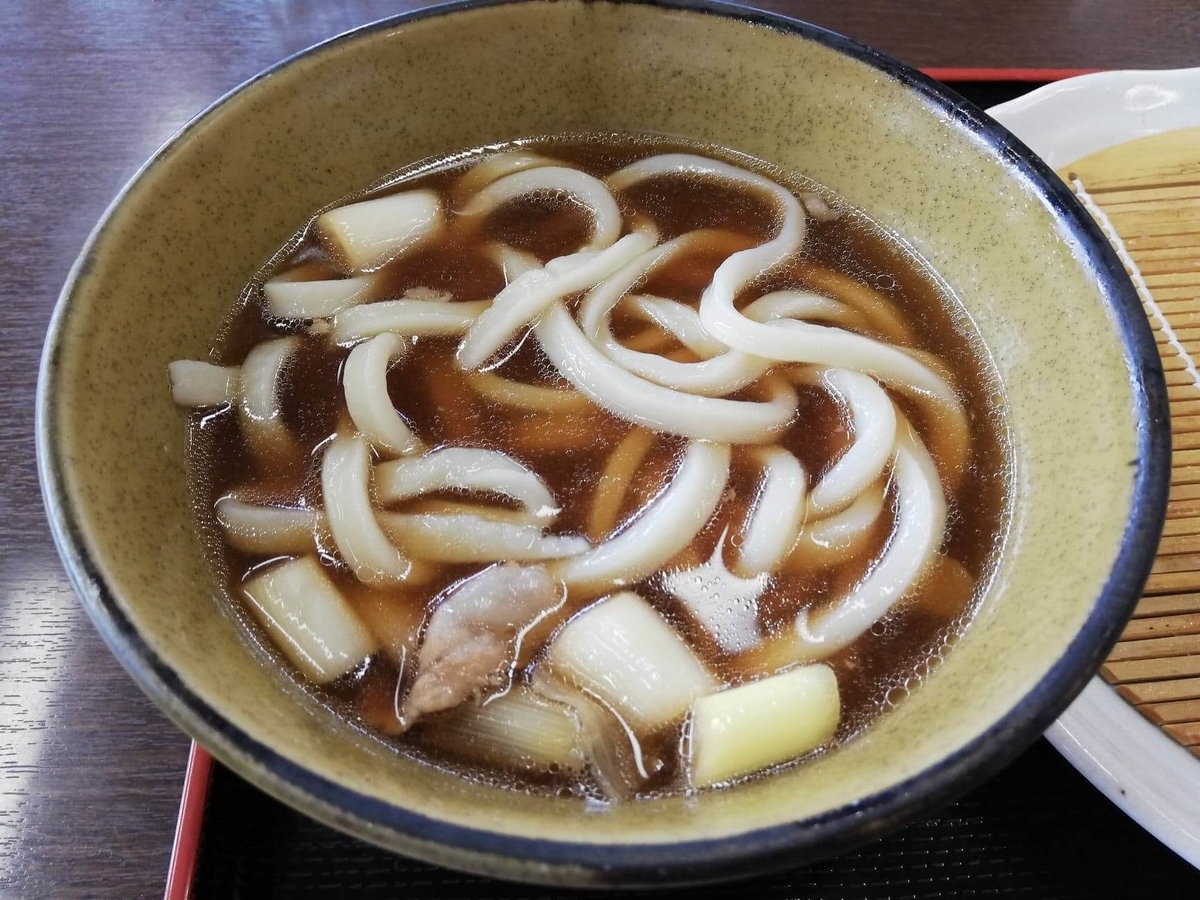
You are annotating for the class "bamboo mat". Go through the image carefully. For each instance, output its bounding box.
[1061,125,1200,759]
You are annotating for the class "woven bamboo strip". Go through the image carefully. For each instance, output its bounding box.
[1107,634,1200,662]
[1131,593,1200,618]
[1145,571,1200,595]
[1142,699,1200,725]
[1057,130,1200,751]
[1096,183,1200,204]
[1163,723,1200,745]
[1117,677,1200,705]
[1102,655,1200,683]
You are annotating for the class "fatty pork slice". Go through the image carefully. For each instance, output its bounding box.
[401,563,562,727]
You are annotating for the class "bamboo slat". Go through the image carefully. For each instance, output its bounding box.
[1064,129,1200,757]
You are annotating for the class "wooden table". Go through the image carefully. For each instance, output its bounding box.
[1,2,1197,897]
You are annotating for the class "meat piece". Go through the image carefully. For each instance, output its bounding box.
[401,563,562,727]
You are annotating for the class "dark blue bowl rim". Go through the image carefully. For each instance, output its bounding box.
[36,0,1170,887]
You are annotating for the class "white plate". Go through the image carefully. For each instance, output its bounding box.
[988,69,1200,870]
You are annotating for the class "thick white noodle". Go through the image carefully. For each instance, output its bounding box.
[466,372,587,413]
[379,512,589,562]
[394,499,540,525]
[795,422,946,654]
[321,434,412,583]
[454,151,561,199]
[586,428,656,540]
[263,276,374,320]
[787,484,887,570]
[239,337,300,456]
[550,441,731,589]
[215,497,324,555]
[594,284,872,396]
[578,233,768,396]
[375,447,558,522]
[747,291,869,331]
[808,369,897,516]
[457,232,655,370]
[737,447,807,576]
[621,293,866,364]
[169,360,240,407]
[486,242,542,282]
[331,299,488,346]
[609,154,964,426]
[459,166,622,250]
[343,333,422,457]
[535,301,797,443]
[622,294,727,357]
[802,266,914,344]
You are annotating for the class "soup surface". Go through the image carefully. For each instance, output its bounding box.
[169,135,1010,801]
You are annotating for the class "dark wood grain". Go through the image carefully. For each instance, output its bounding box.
[1,2,1197,898]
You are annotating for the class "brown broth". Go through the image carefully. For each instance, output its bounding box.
[185,134,1011,800]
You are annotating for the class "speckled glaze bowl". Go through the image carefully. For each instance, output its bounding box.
[37,0,1168,887]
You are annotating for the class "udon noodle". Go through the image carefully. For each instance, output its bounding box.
[169,137,1008,800]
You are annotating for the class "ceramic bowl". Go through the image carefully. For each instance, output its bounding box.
[37,0,1169,886]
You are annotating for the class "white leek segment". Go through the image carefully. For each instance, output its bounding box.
[375,447,558,522]
[662,540,767,653]
[586,428,656,540]
[321,434,412,583]
[786,483,887,571]
[545,591,718,732]
[459,166,622,250]
[737,447,807,576]
[421,687,584,772]
[809,369,897,516]
[239,337,300,457]
[342,333,422,456]
[466,372,588,413]
[530,669,650,798]
[551,441,731,589]
[169,360,239,407]
[215,497,324,555]
[316,189,443,273]
[241,556,377,683]
[380,512,588,563]
[536,301,797,443]
[796,422,946,654]
[331,299,488,346]
[457,232,655,370]
[688,664,840,788]
[263,275,374,319]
